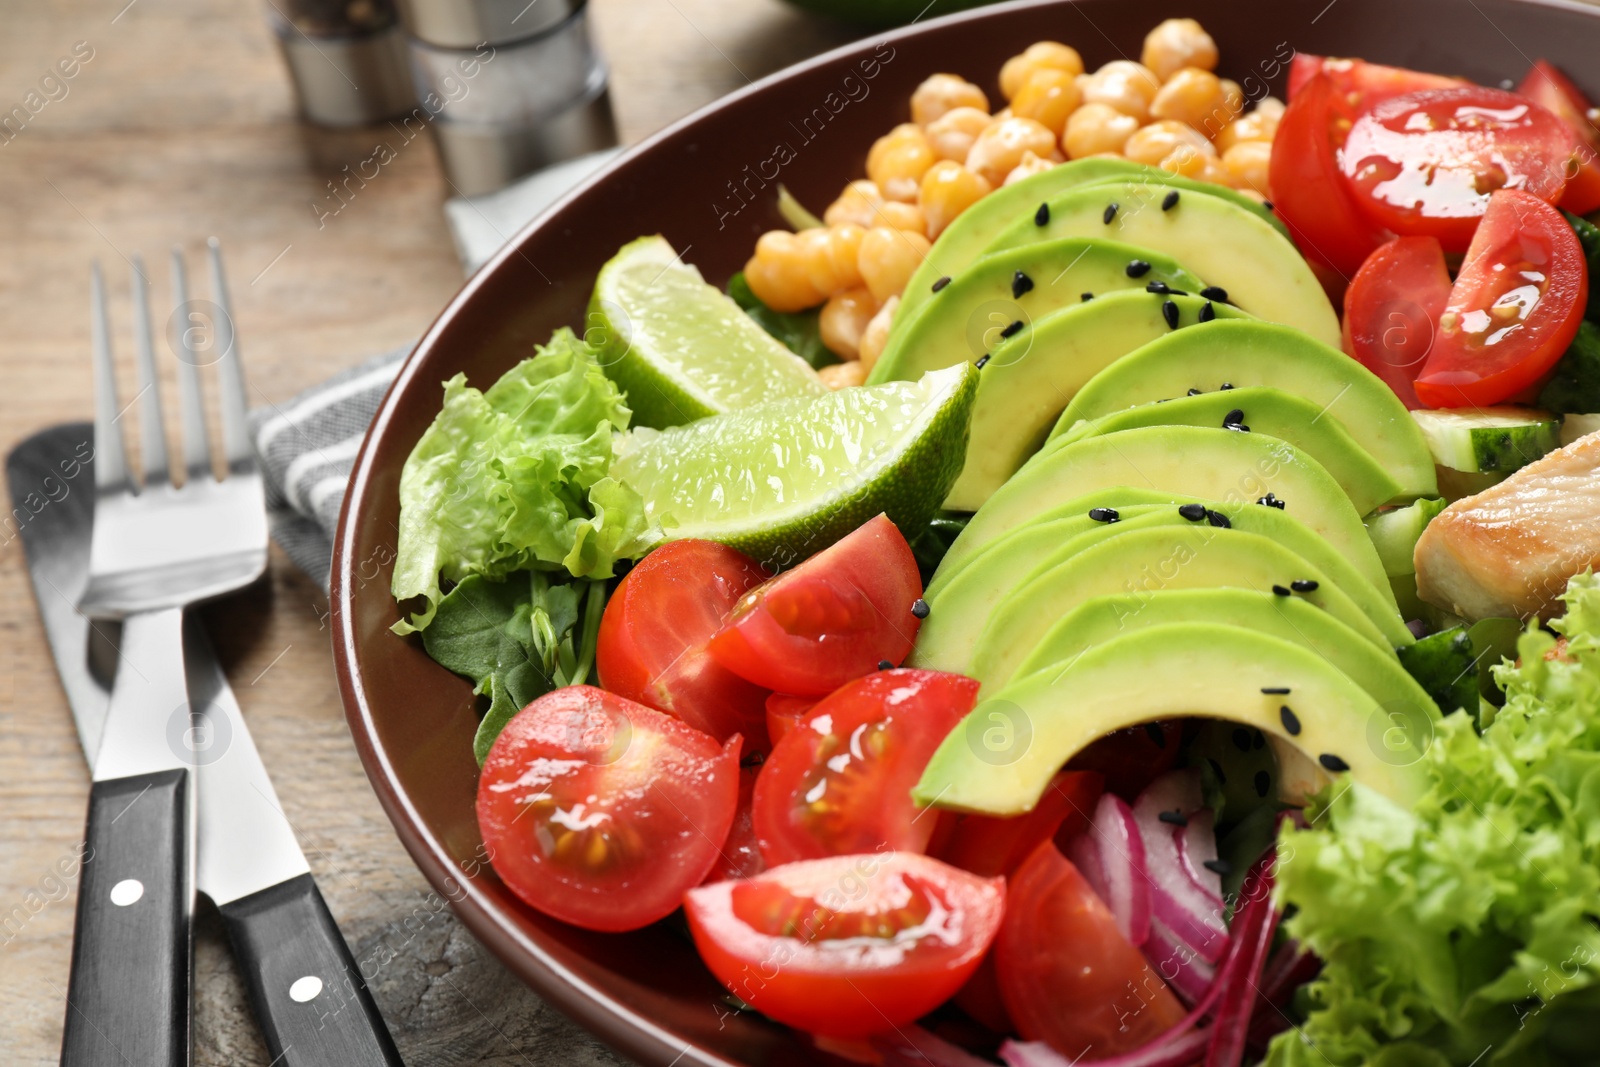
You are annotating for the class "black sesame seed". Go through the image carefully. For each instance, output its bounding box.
[1291,579,1320,593]
[1159,809,1188,826]
[1011,270,1034,299]
[931,275,952,293]
[1146,280,1171,295]
[1200,286,1229,303]
[1081,292,1095,302]
[1272,584,1292,596]
[1144,722,1167,747]
[1319,753,1351,772]
[1207,757,1227,784]
[1206,509,1231,528]
[1220,382,1235,390]
[1000,320,1025,340]
[1280,706,1302,735]
[1104,202,1120,224]
[1262,686,1291,695]
[1126,259,1152,278]
[1232,727,1253,752]
[1263,200,1274,211]
[1253,728,1265,750]
[1257,493,1286,510]
[975,354,991,369]
[1089,507,1120,523]
[1162,299,1179,329]
[1162,189,1180,211]
[877,660,893,671]
[1186,387,1202,396]
[910,598,930,619]
[1178,503,1207,522]
[1224,423,1251,433]
[1034,202,1050,226]
[1204,858,1232,876]
[1223,408,1245,427]
[1254,769,1272,798]
[1198,301,1216,323]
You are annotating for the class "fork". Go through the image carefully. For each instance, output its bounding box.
[62,239,268,1067]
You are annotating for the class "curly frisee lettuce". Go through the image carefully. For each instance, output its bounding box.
[391,329,650,634]
[1269,572,1600,1067]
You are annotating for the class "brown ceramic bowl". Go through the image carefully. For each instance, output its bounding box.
[332,1,1600,1062]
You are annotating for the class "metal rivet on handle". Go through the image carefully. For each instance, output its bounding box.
[289,975,323,1003]
[109,879,144,906]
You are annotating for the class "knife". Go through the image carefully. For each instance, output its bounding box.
[9,424,404,1067]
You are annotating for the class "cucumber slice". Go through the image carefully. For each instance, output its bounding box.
[1365,498,1447,578]
[1410,407,1560,473]
[1539,319,1600,413]
[1562,412,1600,445]
[1435,465,1508,503]
[1397,618,1523,718]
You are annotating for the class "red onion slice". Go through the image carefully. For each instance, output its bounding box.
[1176,809,1224,905]
[1203,856,1282,1067]
[1142,917,1219,1006]
[1000,1027,1210,1067]
[1090,792,1151,946]
[1133,771,1228,962]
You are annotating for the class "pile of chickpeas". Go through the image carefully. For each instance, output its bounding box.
[741,18,1284,388]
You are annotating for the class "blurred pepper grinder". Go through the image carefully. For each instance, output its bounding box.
[393,0,618,196]
[270,0,417,126]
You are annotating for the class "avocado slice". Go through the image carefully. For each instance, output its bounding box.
[897,159,1286,323]
[912,623,1432,816]
[1061,319,1437,502]
[939,425,1391,595]
[984,181,1341,348]
[1054,387,1404,516]
[966,525,1404,688]
[871,238,1204,385]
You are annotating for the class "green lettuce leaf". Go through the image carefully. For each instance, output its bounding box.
[392,329,649,633]
[1269,573,1600,1067]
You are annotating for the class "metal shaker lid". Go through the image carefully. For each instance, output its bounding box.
[393,0,583,48]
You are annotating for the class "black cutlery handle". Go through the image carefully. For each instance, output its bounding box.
[61,768,191,1067]
[220,874,404,1067]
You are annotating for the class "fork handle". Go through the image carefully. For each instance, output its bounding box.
[61,768,192,1067]
[220,874,404,1066]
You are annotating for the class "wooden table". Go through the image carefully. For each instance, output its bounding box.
[0,2,857,1062]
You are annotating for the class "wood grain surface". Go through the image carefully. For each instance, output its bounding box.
[0,1,857,1062]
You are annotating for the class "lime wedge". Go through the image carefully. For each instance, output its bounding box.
[614,364,978,564]
[589,235,827,428]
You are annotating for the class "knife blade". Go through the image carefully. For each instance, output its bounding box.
[9,424,404,1067]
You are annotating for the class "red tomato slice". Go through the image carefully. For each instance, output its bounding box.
[1415,189,1587,407]
[1518,60,1600,215]
[597,539,770,743]
[764,692,817,748]
[1343,236,1453,409]
[705,762,765,884]
[684,852,1005,1040]
[996,840,1187,1059]
[708,514,924,697]
[1067,721,1181,800]
[1290,54,1465,102]
[1340,86,1575,252]
[477,686,740,932]
[752,669,977,866]
[938,770,1103,878]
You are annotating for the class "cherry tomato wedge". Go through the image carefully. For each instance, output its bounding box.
[597,539,770,743]
[995,840,1186,1059]
[708,514,924,697]
[753,669,977,867]
[1518,60,1600,215]
[684,852,1005,1040]
[705,762,765,884]
[764,692,817,748]
[938,770,1103,878]
[1287,54,1465,102]
[1343,236,1453,409]
[1415,189,1587,407]
[477,686,740,932]
[1340,86,1575,252]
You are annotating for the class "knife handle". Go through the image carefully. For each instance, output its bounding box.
[61,768,192,1067]
[220,874,405,1067]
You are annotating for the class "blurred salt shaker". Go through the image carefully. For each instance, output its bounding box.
[270,0,417,126]
[394,0,618,196]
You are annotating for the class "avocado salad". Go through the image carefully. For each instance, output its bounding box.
[391,19,1600,1067]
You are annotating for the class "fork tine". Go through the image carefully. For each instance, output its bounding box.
[90,262,130,493]
[208,239,252,472]
[130,255,171,486]
[169,247,211,481]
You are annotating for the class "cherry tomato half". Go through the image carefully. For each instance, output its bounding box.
[705,762,765,884]
[1415,189,1587,407]
[477,686,741,932]
[597,539,770,743]
[708,514,924,697]
[995,840,1187,1059]
[1340,86,1575,252]
[753,669,978,867]
[1287,54,1465,102]
[1518,60,1600,215]
[1343,236,1453,409]
[684,851,1005,1040]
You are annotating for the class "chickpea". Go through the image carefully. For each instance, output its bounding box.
[966,115,1059,187]
[858,295,899,373]
[819,286,878,359]
[1004,150,1056,186]
[818,360,868,389]
[1010,68,1082,137]
[1063,102,1140,159]
[926,106,992,162]
[1141,18,1219,81]
[999,42,1085,100]
[744,230,824,312]
[919,160,992,238]
[824,179,884,229]
[1080,60,1162,122]
[910,73,989,126]
[1256,96,1286,120]
[795,224,865,298]
[1123,120,1214,168]
[1150,68,1229,132]
[1222,140,1272,195]
[858,226,932,304]
[867,123,936,202]
[1163,148,1229,184]
[1214,106,1281,153]
[877,200,928,233]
